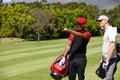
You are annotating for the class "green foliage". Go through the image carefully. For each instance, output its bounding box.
[86,20,103,36]
[0,4,35,38]
[56,8,89,38]
[0,0,2,6]
[113,18,120,32]
[29,8,50,41]
[43,9,58,39]
[0,2,120,40]
[107,5,120,32]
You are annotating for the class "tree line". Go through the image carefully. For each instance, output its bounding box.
[0,1,120,41]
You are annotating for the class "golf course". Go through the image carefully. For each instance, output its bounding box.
[0,36,120,80]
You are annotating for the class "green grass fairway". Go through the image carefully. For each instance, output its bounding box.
[0,36,120,80]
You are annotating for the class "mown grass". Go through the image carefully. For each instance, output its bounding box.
[0,36,120,80]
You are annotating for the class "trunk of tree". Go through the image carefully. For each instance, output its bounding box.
[38,32,41,42]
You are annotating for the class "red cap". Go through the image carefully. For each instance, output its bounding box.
[77,17,86,25]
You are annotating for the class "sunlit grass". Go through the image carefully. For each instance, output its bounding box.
[0,36,120,80]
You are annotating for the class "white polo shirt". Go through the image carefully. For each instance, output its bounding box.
[102,26,117,58]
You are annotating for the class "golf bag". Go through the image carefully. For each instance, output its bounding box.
[116,43,120,62]
[95,61,106,79]
[50,54,69,80]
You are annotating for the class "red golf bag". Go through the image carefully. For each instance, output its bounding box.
[50,54,69,80]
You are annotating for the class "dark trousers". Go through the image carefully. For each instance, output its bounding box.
[68,58,87,80]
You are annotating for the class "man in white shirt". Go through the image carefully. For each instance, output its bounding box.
[97,15,117,80]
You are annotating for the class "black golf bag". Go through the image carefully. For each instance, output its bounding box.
[95,61,106,79]
[116,43,120,62]
[50,54,69,80]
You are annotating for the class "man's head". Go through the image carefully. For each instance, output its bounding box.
[97,15,109,28]
[77,17,86,31]
[97,15,109,21]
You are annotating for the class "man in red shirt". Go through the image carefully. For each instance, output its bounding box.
[62,17,91,80]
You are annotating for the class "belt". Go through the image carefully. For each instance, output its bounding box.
[73,53,86,58]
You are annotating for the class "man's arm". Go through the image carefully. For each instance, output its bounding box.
[63,39,71,57]
[63,28,89,40]
[107,41,116,61]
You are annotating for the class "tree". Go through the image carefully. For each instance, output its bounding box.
[56,8,89,38]
[86,19,102,36]
[1,1,119,40]
[30,8,49,42]
[113,18,120,32]
[0,4,35,38]
[107,5,120,32]
[44,9,57,39]
[85,4,99,19]
[0,0,2,6]
[41,0,47,2]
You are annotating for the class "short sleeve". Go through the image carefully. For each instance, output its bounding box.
[69,33,74,43]
[107,28,117,42]
[84,31,92,40]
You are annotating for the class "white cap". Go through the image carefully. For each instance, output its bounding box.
[97,15,109,21]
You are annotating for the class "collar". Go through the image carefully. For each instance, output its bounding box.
[105,26,112,31]
[77,30,86,33]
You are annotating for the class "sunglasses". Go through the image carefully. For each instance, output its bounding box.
[77,23,84,25]
[97,19,106,22]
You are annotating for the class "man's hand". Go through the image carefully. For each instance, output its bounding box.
[62,28,71,32]
[102,60,109,69]
[58,57,65,66]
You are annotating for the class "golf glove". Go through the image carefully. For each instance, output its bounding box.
[102,60,109,69]
[58,57,65,66]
